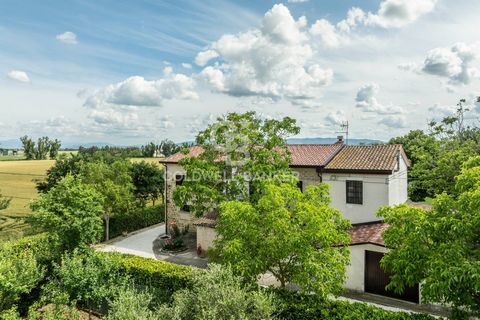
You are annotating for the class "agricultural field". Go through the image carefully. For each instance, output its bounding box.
[0,157,162,241]
[0,160,54,241]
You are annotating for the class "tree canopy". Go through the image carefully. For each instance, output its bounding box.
[129,161,164,206]
[29,175,104,251]
[211,181,351,296]
[389,98,480,201]
[20,136,62,160]
[173,112,300,217]
[379,156,480,317]
[81,160,135,241]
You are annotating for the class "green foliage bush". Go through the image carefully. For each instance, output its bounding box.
[272,290,436,320]
[108,204,164,239]
[0,241,45,312]
[157,264,274,320]
[44,250,129,314]
[107,287,159,320]
[104,252,196,304]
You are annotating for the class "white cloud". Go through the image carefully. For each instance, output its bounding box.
[56,31,78,44]
[355,83,404,114]
[84,68,198,108]
[158,115,175,129]
[337,7,365,33]
[421,42,480,85]
[7,70,30,83]
[397,62,417,71]
[378,115,407,128]
[197,4,332,106]
[287,0,308,3]
[325,110,346,126]
[365,0,438,28]
[195,49,219,66]
[181,63,192,69]
[309,19,343,48]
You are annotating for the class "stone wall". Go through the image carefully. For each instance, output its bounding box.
[165,163,196,233]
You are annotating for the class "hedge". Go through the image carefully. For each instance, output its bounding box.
[108,204,164,239]
[272,290,437,320]
[99,252,197,303]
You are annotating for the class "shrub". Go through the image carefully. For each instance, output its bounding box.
[108,205,164,239]
[44,249,129,313]
[157,264,274,320]
[103,252,196,304]
[107,287,159,320]
[0,239,45,312]
[272,290,437,320]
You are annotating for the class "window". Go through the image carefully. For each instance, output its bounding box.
[175,174,185,186]
[346,180,363,204]
[175,174,190,212]
[297,181,303,192]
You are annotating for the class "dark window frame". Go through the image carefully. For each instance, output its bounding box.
[175,174,190,212]
[297,180,303,192]
[346,180,363,204]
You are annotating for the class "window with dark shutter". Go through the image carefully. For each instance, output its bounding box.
[175,174,185,186]
[297,181,303,192]
[346,180,363,204]
[175,174,190,212]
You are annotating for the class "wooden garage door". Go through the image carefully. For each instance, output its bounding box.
[365,250,419,303]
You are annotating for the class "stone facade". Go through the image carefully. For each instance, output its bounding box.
[164,163,196,234]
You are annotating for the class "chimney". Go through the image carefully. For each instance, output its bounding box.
[337,135,344,143]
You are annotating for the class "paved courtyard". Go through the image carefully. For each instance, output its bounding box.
[97,223,207,268]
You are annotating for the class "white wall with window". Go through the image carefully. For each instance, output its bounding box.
[322,173,390,224]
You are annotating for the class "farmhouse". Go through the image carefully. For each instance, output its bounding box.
[160,137,418,302]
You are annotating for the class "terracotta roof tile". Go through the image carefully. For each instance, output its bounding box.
[287,143,344,166]
[325,144,409,172]
[349,222,388,246]
[160,144,343,167]
[160,146,204,163]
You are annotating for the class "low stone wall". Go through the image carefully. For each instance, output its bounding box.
[196,225,217,255]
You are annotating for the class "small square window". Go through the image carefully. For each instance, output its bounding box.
[175,174,185,186]
[346,180,363,204]
[297,181,303,192]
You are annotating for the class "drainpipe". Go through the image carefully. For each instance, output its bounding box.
[164,164,168,236]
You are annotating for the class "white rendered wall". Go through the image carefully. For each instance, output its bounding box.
[344,244,387,292]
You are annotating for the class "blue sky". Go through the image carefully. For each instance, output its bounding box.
[1,0,479,145]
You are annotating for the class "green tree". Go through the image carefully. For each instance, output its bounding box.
[81,160,135,241]
[159,139,179,157]
[48,139,62,159]
[129,161,164,206]
[211,182,350,296]
[36,154,84,193]
[0,190,11,211]
[35,137,50,160]
[173,112,300,218]
[0,242,45,312]
[20,136,35,160]
[379,156,480,317]
[29,175,104,251]
[142,142,158,158]
[157,264,274,320]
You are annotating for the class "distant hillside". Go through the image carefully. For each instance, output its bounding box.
[287,137,384,145]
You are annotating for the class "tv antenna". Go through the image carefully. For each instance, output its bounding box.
[336,121,349,145]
